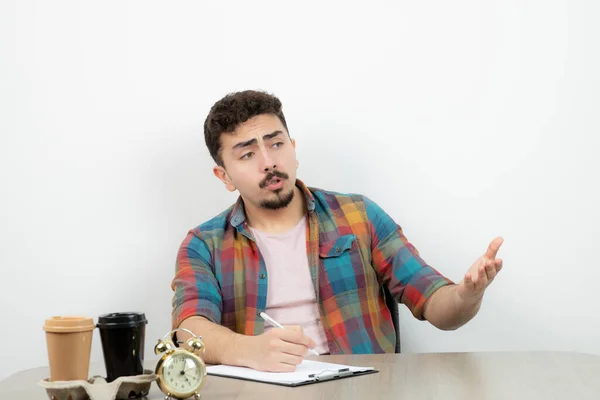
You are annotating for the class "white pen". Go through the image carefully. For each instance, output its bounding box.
[259,312,320,356]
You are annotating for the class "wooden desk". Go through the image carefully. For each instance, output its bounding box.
[2,352,600,399]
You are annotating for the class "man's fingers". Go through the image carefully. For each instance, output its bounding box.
[464,272,475,290]
[473,259,487,284]
[485,259,496,281]
[462,252,504,298]
[470,258,483,284]
[279,341,310,357]
[283,326,316,348]
[278,352,304,367]
[278,329,314,349]
[478,263,488,286]
[484,237,504,260]
[495,258,503,272]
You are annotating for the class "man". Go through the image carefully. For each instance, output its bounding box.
[171,90,504,372]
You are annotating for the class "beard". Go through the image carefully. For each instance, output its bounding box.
[259,188,295,210]
[258,170,294,210]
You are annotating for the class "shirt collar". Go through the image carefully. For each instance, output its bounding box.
[229,178,315,228]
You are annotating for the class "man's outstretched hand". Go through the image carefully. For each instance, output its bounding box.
[457,237,504,302]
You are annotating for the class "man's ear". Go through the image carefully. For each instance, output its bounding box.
[291,138,299,169]
[213,166,236,192]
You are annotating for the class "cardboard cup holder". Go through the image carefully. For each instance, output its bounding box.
[38,369,156,400]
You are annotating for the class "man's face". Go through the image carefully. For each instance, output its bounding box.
[214,114,298,211]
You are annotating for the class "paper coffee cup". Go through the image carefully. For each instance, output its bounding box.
[43,316,95,381]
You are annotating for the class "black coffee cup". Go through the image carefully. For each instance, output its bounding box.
[97,312,148,382]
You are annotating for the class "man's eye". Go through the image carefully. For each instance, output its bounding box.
[272,142,284,148]
[240,152,254,160]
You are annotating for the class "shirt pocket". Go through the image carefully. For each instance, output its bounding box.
[319,234,366,295]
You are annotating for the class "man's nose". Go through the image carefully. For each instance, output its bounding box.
[259,149,277,172]
[264,164,277,172]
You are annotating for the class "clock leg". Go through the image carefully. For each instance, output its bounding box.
[193,393,201,400]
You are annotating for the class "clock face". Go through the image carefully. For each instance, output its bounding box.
[162,352,205,394]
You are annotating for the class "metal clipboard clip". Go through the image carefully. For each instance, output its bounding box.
[308,368,354,382]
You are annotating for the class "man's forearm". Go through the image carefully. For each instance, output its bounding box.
[178,316,251,366]
[422,284,482,330]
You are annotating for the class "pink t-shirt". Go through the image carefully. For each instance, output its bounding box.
[250,216,330,355]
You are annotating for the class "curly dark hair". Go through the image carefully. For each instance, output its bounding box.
[204,90,289,166]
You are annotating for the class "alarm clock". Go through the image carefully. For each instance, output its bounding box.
[154,328,207,400]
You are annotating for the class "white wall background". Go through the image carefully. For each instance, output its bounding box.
[1,0,599,381]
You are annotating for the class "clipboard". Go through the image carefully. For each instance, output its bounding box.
[206,360,379,387]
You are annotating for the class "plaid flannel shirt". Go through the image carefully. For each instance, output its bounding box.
[171,179,453,354]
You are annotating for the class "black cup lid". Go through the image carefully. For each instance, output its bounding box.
[96,312,148,329]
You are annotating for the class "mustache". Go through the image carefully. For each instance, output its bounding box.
[259,170,289,189]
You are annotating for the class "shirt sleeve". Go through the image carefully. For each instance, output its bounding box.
[364,196,454,320]
[171,231,223,330]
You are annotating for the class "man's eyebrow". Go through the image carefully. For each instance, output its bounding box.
[232,138,257,150]
[232,131,283,150]
[263,130,283,141]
